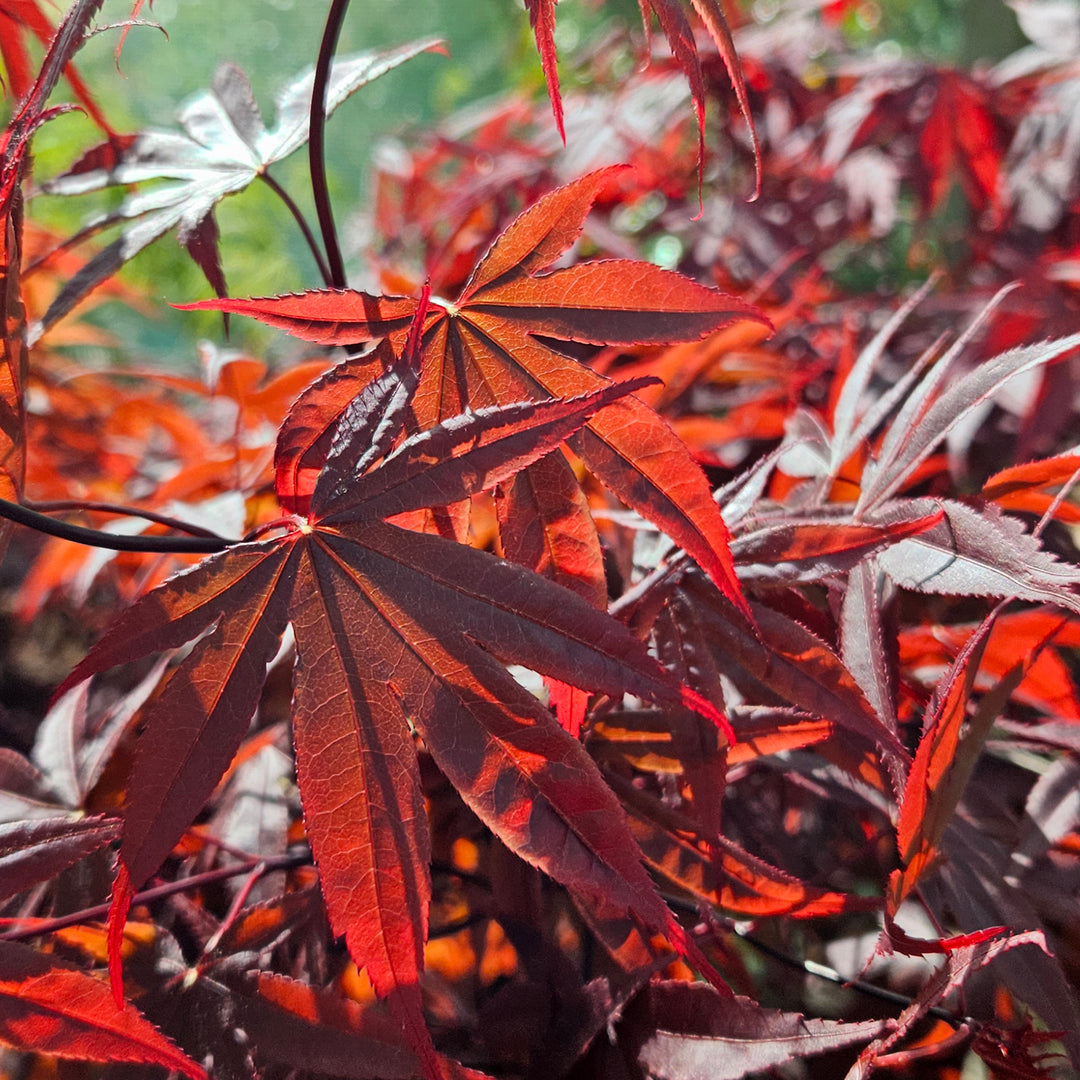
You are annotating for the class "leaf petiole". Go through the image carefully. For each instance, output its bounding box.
[259,170,334,287]
[309,0,350,289]
[27,499,229,540]
[0,498,232,553]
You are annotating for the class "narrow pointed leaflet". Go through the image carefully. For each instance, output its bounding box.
[183,167,770,617]
[38,37,444,331]
[0,0,110,558]
[59,321,734,1072]
[0,941,205,1079]
[522,0,761,197]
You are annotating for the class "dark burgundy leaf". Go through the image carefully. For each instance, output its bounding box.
[0,815,119,903]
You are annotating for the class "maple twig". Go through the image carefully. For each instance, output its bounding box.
[26,499,229,540]
[0,849,312,943]
[309,0,350,289]
[259,170,334,287]
[732,924,973,1028]
[0,498,233,552]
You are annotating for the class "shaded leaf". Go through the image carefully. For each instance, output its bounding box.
[631,981,889,1080]
[677,574,907,778]
[847,930,1051,1080]
[611,771,870,919]
[235,972,423,1079]
[495,448,607,610]
[0,815,119,903]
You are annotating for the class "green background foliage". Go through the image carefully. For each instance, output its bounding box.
[24,0,1026,366]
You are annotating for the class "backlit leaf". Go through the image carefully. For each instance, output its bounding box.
[0,941,205,1079]
[60,340,733,1069]
[184,169,769,616]
[38,39,444,332]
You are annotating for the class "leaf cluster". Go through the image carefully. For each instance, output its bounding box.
[0,3,1079,1080]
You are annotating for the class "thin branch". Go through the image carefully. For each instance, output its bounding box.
[259,170,334,287]
[0,498,233,552]
[0,849,313,943]
[26,499,229,540]
[309,0,350,289]
[734,925,974,1028]
[658,890,975,1029]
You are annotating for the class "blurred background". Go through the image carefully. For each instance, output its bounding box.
[16,0,1028,364]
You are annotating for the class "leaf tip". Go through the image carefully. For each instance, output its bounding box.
[107,862,134,1009]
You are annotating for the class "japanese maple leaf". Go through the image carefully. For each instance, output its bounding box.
[183,167,769,618]
[0,0,115,136]
[820,68,1003,218]
[36,37,443,335]
[55,321,732,1077]
[0,941,205,1079]
[523,0,761,197]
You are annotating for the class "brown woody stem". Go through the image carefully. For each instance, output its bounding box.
[0,850,312,943]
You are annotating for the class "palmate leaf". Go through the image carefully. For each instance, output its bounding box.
[183,167,769,618]
[37,37,444,334]
[57,362,732,1076]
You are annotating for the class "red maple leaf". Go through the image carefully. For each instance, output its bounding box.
[56,309,733,1076]
[182,166,770,620]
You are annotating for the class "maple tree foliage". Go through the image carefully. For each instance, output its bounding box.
[1,1,1080,1079]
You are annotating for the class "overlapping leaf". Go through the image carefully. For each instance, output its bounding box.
[57,343,733,1073]
[629,982,889,1080]
[0,815,119,903]
[523,0,761,196]
[876,498,1080,614]
[38,38,444,333]
[0,0,111,556]
[0,940,205,1079]
[183,167,769,616]
[889,606,1050,912]
[673,574,908,777]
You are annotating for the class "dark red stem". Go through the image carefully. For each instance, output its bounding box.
[0,850,312,943]
[27,499,228,540]
[309,0,350,289]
